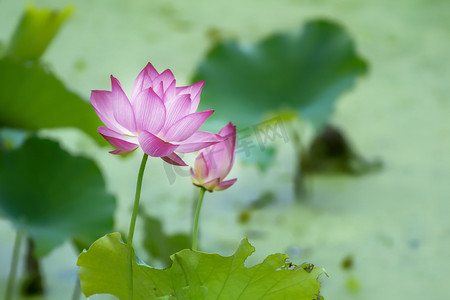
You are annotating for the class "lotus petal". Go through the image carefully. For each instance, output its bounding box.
[131,63,159,101]
[215,178,237,191]
[177,81,204,113]
[98,127,139,154]
[164,94,191,129]
[138,130,179,157]
[176,131,222,153]
[190,122,237,192]
[161,152,187,166]
[164,110,214,142]
[91,77,137,135]
[133,88,166,134]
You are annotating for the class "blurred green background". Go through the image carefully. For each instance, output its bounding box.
[1,0,449,299]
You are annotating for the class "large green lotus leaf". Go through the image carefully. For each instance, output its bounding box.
[0,57,105,144]
[0,137,115,256]
[7,3,73,61]
[78,232,324,299]
[194,20,368,129]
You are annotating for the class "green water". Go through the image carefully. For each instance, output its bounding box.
[0,0,449,299]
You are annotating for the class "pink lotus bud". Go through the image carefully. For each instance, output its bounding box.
[190,122,237,192]
[91,63,222,166]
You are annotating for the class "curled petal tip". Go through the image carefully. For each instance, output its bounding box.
[161,152,187,166]
[109,148,138,155]
[218,122,236,137]
[110,75,118,83]
[98,126,139,155]
[214,178,237,191]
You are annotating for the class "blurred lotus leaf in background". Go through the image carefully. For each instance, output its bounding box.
[0,4,105,145]
[194,20,368,130]
[141,213,191,268]
[0,58,105,144]
[7,3,73,61]
[0,137,115,256]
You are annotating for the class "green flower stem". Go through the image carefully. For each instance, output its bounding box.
[5,228,25,300]
[288,122,307,199]
[127,153,148,300]
[192,187,206,251]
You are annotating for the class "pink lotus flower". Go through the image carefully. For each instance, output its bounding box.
[91,63,222,166]
[190,122,237,191]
